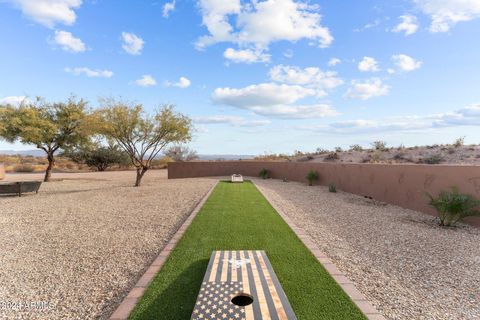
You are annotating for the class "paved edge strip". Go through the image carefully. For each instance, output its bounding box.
[252,180,386,320]
[109,181,219,320]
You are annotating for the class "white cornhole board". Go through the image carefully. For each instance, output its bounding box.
[231,174,244,183]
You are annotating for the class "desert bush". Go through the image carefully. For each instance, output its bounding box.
[424,154,444,164]
[13,164,35,172]
[393,152,406,161]
[349,144,363,152]
[259,168,269,179]
[361,156,371,163]
[447,148,456,154]
[315,148,329,154]
[335,147,343,153]
[164,145,198,162]
[370,151,383,162]
[150,156,172,169]
[329,184,337,193]
[324,152,339,161]
[306,170,319,186]
[453,136,465,148]
[427,187,480,226]
[66,146,130,171]
[371,140,387,151]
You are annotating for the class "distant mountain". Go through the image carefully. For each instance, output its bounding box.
[197,154,255,161]
[0,150,255,160]
[0,149,45,157]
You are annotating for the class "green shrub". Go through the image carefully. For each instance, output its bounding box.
[13,164,35,172]
[393,152,406,161]
[424,154,444,164]
[329,184,337,193]
[259,168,269,179]
[324,152,339,161]
[453,136,465,148]
[427,187,480,226]
[306,170,319,186]
[65,146,130,171]
[349,144,363,152]
[371,140,387,151]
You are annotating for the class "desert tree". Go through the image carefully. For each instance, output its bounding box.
[0,97,94,182]
[98,99,192,186]
[164,145,198,162]
[64,144,130,171]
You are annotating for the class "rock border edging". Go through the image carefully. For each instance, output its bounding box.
[109,181,219,320]
[252,180,386,320]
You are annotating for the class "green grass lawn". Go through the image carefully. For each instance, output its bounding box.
[129,181,366,320]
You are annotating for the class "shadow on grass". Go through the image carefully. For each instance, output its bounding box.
[132,259,209,320]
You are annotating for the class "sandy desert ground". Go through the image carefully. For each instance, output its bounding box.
[0,170,216,319]
[255,178,480,320]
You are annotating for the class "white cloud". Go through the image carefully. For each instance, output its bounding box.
[354,18,382,32]
[121,32,144,55]
[392,54,422,72]
[213,83,314,108]
[224,48,270,64]
[300,104,480,134]
[328,58,341,67]
[64,67,113,78]
[135,75,156,87]
[196,0,333,58]
[162,0,175,18]
[283,49,294,58]
[345,78,390,100]
[195,115,271,127]
[165,77,191,88]
[6,0,82,28]
[358,56,380,72]
[0,96,28,105]
[269,65,343,96]
[53,30,85,53]
[212,82,338,119]
[249,103,338,119]
[414,0,480,32]
[392,15,419,36]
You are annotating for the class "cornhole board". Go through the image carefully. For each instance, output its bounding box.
[231,174,244,183]
[191,250,297,320]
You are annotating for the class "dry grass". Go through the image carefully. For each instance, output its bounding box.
[0,154,172,173]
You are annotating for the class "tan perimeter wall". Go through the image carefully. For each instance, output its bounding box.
[0,163,5,180]
[168,161,480,227]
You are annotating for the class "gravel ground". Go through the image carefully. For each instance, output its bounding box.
[0,170,216,320]
[254,178,480,320]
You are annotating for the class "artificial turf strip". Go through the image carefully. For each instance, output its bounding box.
[129,181,366,320]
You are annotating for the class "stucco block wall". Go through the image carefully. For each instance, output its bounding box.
[168,161,480,227]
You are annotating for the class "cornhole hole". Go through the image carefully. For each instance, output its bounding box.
[231,174,244,183]
[191,250,297,320]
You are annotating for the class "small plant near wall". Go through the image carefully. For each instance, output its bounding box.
[453,136,465,148]
[427,187,480,227]
[424,154,444,164]
[259,168,269,179]
[329,184,337,193]
[306,170,319,186]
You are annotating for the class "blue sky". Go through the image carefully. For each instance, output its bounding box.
[0,0,479,154]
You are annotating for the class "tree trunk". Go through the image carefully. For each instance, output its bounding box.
[44,152,55,182]
[135,167,148,187]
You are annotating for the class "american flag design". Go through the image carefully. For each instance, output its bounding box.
[191,251,297,320]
